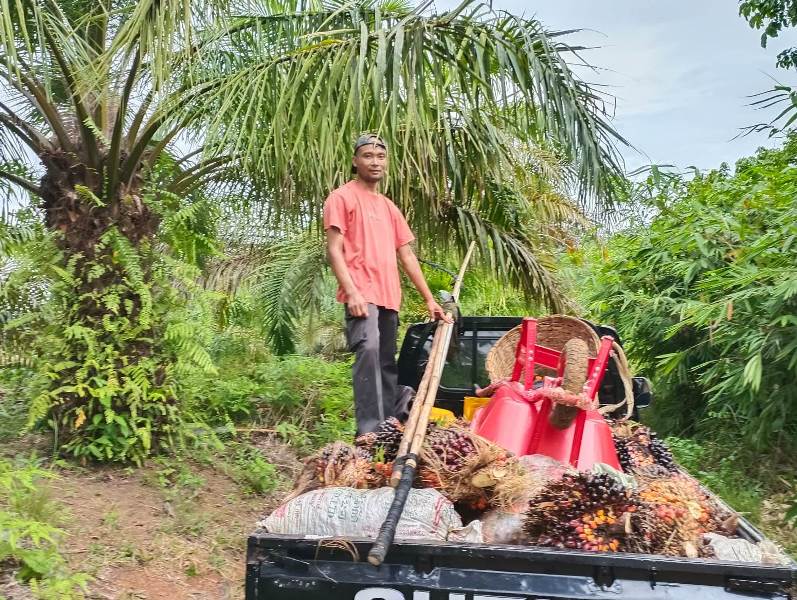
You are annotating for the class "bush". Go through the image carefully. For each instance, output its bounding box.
[585,138,797,449]
[186,351,355,451]
[0,367,33,442]
[0,458,89,598]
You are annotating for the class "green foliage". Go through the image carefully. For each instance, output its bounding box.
[0,211,57,370]
[403,264,539,324]
[0,458,89,598]
[1,186,223,464]
[222,442,280,495]
[148,457,206,496]
[585,137,797,449]
[0,368,34,443]
[185,350,355,450]
[248,232,327,356]
[738,0,797,134]
[250,355,355,448]
[739,0,797,68]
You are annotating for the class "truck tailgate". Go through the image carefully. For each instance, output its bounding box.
[246,533,796,600]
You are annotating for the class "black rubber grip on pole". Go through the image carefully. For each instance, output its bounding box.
[367,453,417,566]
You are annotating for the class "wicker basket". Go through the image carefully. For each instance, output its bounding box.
[485,315,601,383]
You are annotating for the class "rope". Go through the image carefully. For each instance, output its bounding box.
[534,386,598,411]
[597,342,635,420]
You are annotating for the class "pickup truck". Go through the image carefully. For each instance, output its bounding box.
[246,316,797,600]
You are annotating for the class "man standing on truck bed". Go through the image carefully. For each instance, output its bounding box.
[324,133,449,436]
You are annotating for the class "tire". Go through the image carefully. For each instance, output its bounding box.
[548,338,589,430]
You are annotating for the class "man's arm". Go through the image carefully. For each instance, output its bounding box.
[397,244,452,322]
[327,227,368,317]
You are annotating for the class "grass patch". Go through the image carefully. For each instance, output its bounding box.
[220,442,281,495]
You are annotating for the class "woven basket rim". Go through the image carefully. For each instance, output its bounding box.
[484,315,601,383]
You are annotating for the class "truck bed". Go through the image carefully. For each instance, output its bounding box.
[246,316,796,599]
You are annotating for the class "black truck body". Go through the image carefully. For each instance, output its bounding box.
[246,316,796,600]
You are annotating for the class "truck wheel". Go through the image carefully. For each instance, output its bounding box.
[548,338,589,430]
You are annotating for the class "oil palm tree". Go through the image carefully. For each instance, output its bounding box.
[0,0,627,460]
[189,0,627,280]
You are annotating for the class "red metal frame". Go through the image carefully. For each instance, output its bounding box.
[511,317,615,466]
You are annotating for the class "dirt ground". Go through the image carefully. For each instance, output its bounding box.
[7,433,301,600]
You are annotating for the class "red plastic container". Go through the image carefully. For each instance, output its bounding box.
[470,318,621,470]
[469,382,534,457]
[470,393,619,470]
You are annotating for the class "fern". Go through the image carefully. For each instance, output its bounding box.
[6,200,226,463]
[74,184,106,208]
[0,459,89,595]
[0,175,230,463]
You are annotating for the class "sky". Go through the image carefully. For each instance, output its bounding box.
[435,0,797,173]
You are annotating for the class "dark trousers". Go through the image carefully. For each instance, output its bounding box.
[345,303,398,435]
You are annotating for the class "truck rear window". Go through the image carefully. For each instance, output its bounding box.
[424,330,509,392]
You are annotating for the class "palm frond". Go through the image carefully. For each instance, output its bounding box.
[0,212,57,368]
[449,205,569,312]
[205,231,328,354]
[741,84,797,137]
[201,245,273,294]
[188,0,626,223]
[249,232,327,354]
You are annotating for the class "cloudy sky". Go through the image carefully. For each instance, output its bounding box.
[435,0,797,173]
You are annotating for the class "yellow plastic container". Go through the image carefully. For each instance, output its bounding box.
[463,396,491,422]
[429,407,456,425]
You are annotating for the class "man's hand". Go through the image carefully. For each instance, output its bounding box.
[427,299,453,323]
[346,290,369,318]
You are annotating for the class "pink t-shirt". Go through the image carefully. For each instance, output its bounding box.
[323,179,415,311]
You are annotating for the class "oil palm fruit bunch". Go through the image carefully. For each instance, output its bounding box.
[355,417,405,462]
[375,417,404,458]
[611,421,676,474]
[524,472,639,552]
[315,442,358,483]
[423,422,478,472]
[630,473,729,557]
[418,467,444,489]
[647,435,677,471]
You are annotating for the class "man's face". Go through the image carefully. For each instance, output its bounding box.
[352,143,387,183]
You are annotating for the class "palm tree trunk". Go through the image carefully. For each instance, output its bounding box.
[36,147,173,461]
